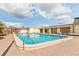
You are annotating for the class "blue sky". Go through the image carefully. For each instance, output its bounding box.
[0,3,79,27]
[68,3,79,18]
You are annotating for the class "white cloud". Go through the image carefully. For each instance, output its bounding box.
[34,3,72,24]
[55,15,71,19]
[3,22,24,28]
[37,9,47,18]
[51,4,71,16]
[0,3,72,24]
[55,15,73,24]
[0,3,33,18]
[34,4,71,19]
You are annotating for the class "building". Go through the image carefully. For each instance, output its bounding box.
[73,17,79,34]
[2,17,79,35]
[39,24,73,34]
[39,17,79,34]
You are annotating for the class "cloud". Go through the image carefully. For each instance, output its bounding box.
[53,14,74,24]
[0,3,72,24]
[56,15,71,19]
[3,21,24,28]
[34,3,72,23]
[51,4,71,16]
[0,3,33,18]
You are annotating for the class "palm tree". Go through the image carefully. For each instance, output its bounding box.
[0,22,6,35]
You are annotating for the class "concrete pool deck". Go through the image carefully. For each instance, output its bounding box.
[0,34,14,56]
[13,33,73,50]
[1,34,79,56]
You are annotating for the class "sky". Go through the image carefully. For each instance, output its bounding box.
[0,3,79,27]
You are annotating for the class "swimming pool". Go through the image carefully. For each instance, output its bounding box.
[13,33,72,50]
[16,33,64,45]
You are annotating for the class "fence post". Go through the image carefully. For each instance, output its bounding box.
[23,40,24,50]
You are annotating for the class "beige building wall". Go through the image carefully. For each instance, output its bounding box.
[70,25,73,33]
[57,27,60,33]
[74,25,79,34]
[49,28,51,34]
[43,28,45,34]
[29,24,74,34]
[51,24,73,34]
[29,28,40,33]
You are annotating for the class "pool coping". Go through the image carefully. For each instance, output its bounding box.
[13,33,73,50]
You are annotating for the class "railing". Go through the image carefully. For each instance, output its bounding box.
[23,40,25,50]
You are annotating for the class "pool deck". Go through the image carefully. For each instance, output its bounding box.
[0,34,14,56]
[1,34,79,56]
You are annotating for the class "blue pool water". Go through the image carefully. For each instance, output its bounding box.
[17,33,64,45]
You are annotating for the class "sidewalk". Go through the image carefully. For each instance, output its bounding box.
[6,36,79,56]
[0,34,14,56]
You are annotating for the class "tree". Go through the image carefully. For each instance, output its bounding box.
[0,22,6,35]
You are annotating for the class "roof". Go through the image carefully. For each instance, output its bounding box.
[74,17,79,25]
[39,24,73,29]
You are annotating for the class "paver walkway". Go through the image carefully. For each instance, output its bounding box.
[0,34,14,56]
[5,36,79,56]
